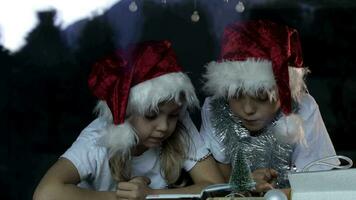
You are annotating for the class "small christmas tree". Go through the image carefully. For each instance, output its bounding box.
[229,147,255,192]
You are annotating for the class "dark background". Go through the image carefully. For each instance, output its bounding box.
[1,0,355,199]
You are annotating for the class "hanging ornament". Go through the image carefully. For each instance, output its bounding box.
[235,1,245,13]
[162,0,167,4]
[264,189,288,200]
[129,1,138,12]
[191,0,200,23]
[191,11,200,22]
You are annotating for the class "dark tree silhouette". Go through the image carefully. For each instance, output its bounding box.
[0,44,12,111]
[13,10,76,152]
[0,44,13,200]
[73,15,117,119]
[76,15,116,74]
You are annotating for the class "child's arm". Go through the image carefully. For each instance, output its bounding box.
[112,156,224,199]
[188,156,226,190]
[115,156,225,197]
[216,163,231,182]
[33,158,117,200]
[150,156,225,195]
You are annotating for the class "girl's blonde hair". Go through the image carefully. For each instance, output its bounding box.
[108,121,191,184]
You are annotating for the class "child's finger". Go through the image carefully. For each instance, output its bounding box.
[117,182,138,191]
[263,172,272,181]
[130,176,151,185]
[255,182,274,193]
[252,169,268,180]
[116,189,137,199]
[261,168,278,181]
[268,169,278,178]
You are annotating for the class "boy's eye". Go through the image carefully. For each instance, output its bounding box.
[257,95,268,102]
[254,92,269,102]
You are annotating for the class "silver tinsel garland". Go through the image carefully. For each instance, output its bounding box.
[210,98,296,190]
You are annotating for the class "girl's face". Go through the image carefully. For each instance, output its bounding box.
[228,92,281,132]
[128,101,182,151]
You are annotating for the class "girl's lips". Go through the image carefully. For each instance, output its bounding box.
[148,137,164,143]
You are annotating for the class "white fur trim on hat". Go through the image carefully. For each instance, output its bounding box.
[203,58,309,101]
[127,72,199,115]
[94,72,199,158]
[272,113,306,145]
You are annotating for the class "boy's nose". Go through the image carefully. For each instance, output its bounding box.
[243,99,256,115]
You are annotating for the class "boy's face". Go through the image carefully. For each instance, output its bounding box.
[128,101,182,149]
[228,92,281,132]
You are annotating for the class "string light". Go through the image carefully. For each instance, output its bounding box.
[302,155,353,172]
[129,1,245,19]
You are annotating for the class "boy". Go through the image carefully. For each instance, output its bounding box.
[200,20,339,196]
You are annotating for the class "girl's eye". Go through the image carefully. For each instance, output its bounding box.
[145,113,158,120]
[169,113,179,119]
[233,91,243,100]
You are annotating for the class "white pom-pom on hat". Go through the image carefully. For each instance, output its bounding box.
[273,113,306,145]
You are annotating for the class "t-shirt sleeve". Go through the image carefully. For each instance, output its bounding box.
[61,121,107,181]
[180,110,211,171]
[292,94,340,171]
[199,98,229,164]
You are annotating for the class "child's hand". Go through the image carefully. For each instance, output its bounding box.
[252,168,278,193]
[116,176,152,200]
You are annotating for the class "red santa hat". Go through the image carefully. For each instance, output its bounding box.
[88,40,199,158]
[204,20,308,144]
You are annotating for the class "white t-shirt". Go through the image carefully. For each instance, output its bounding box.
[200,93,339,171]
[62,111,209,191]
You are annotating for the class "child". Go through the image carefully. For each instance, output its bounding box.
[200,20,339,196]
[34,40,224,200]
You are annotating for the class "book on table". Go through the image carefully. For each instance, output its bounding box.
[146,183,233,200]
[146,184,265,200]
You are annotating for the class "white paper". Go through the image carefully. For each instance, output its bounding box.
[288,168,356,200]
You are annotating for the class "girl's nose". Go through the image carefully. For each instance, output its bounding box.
[156,117,169,132]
